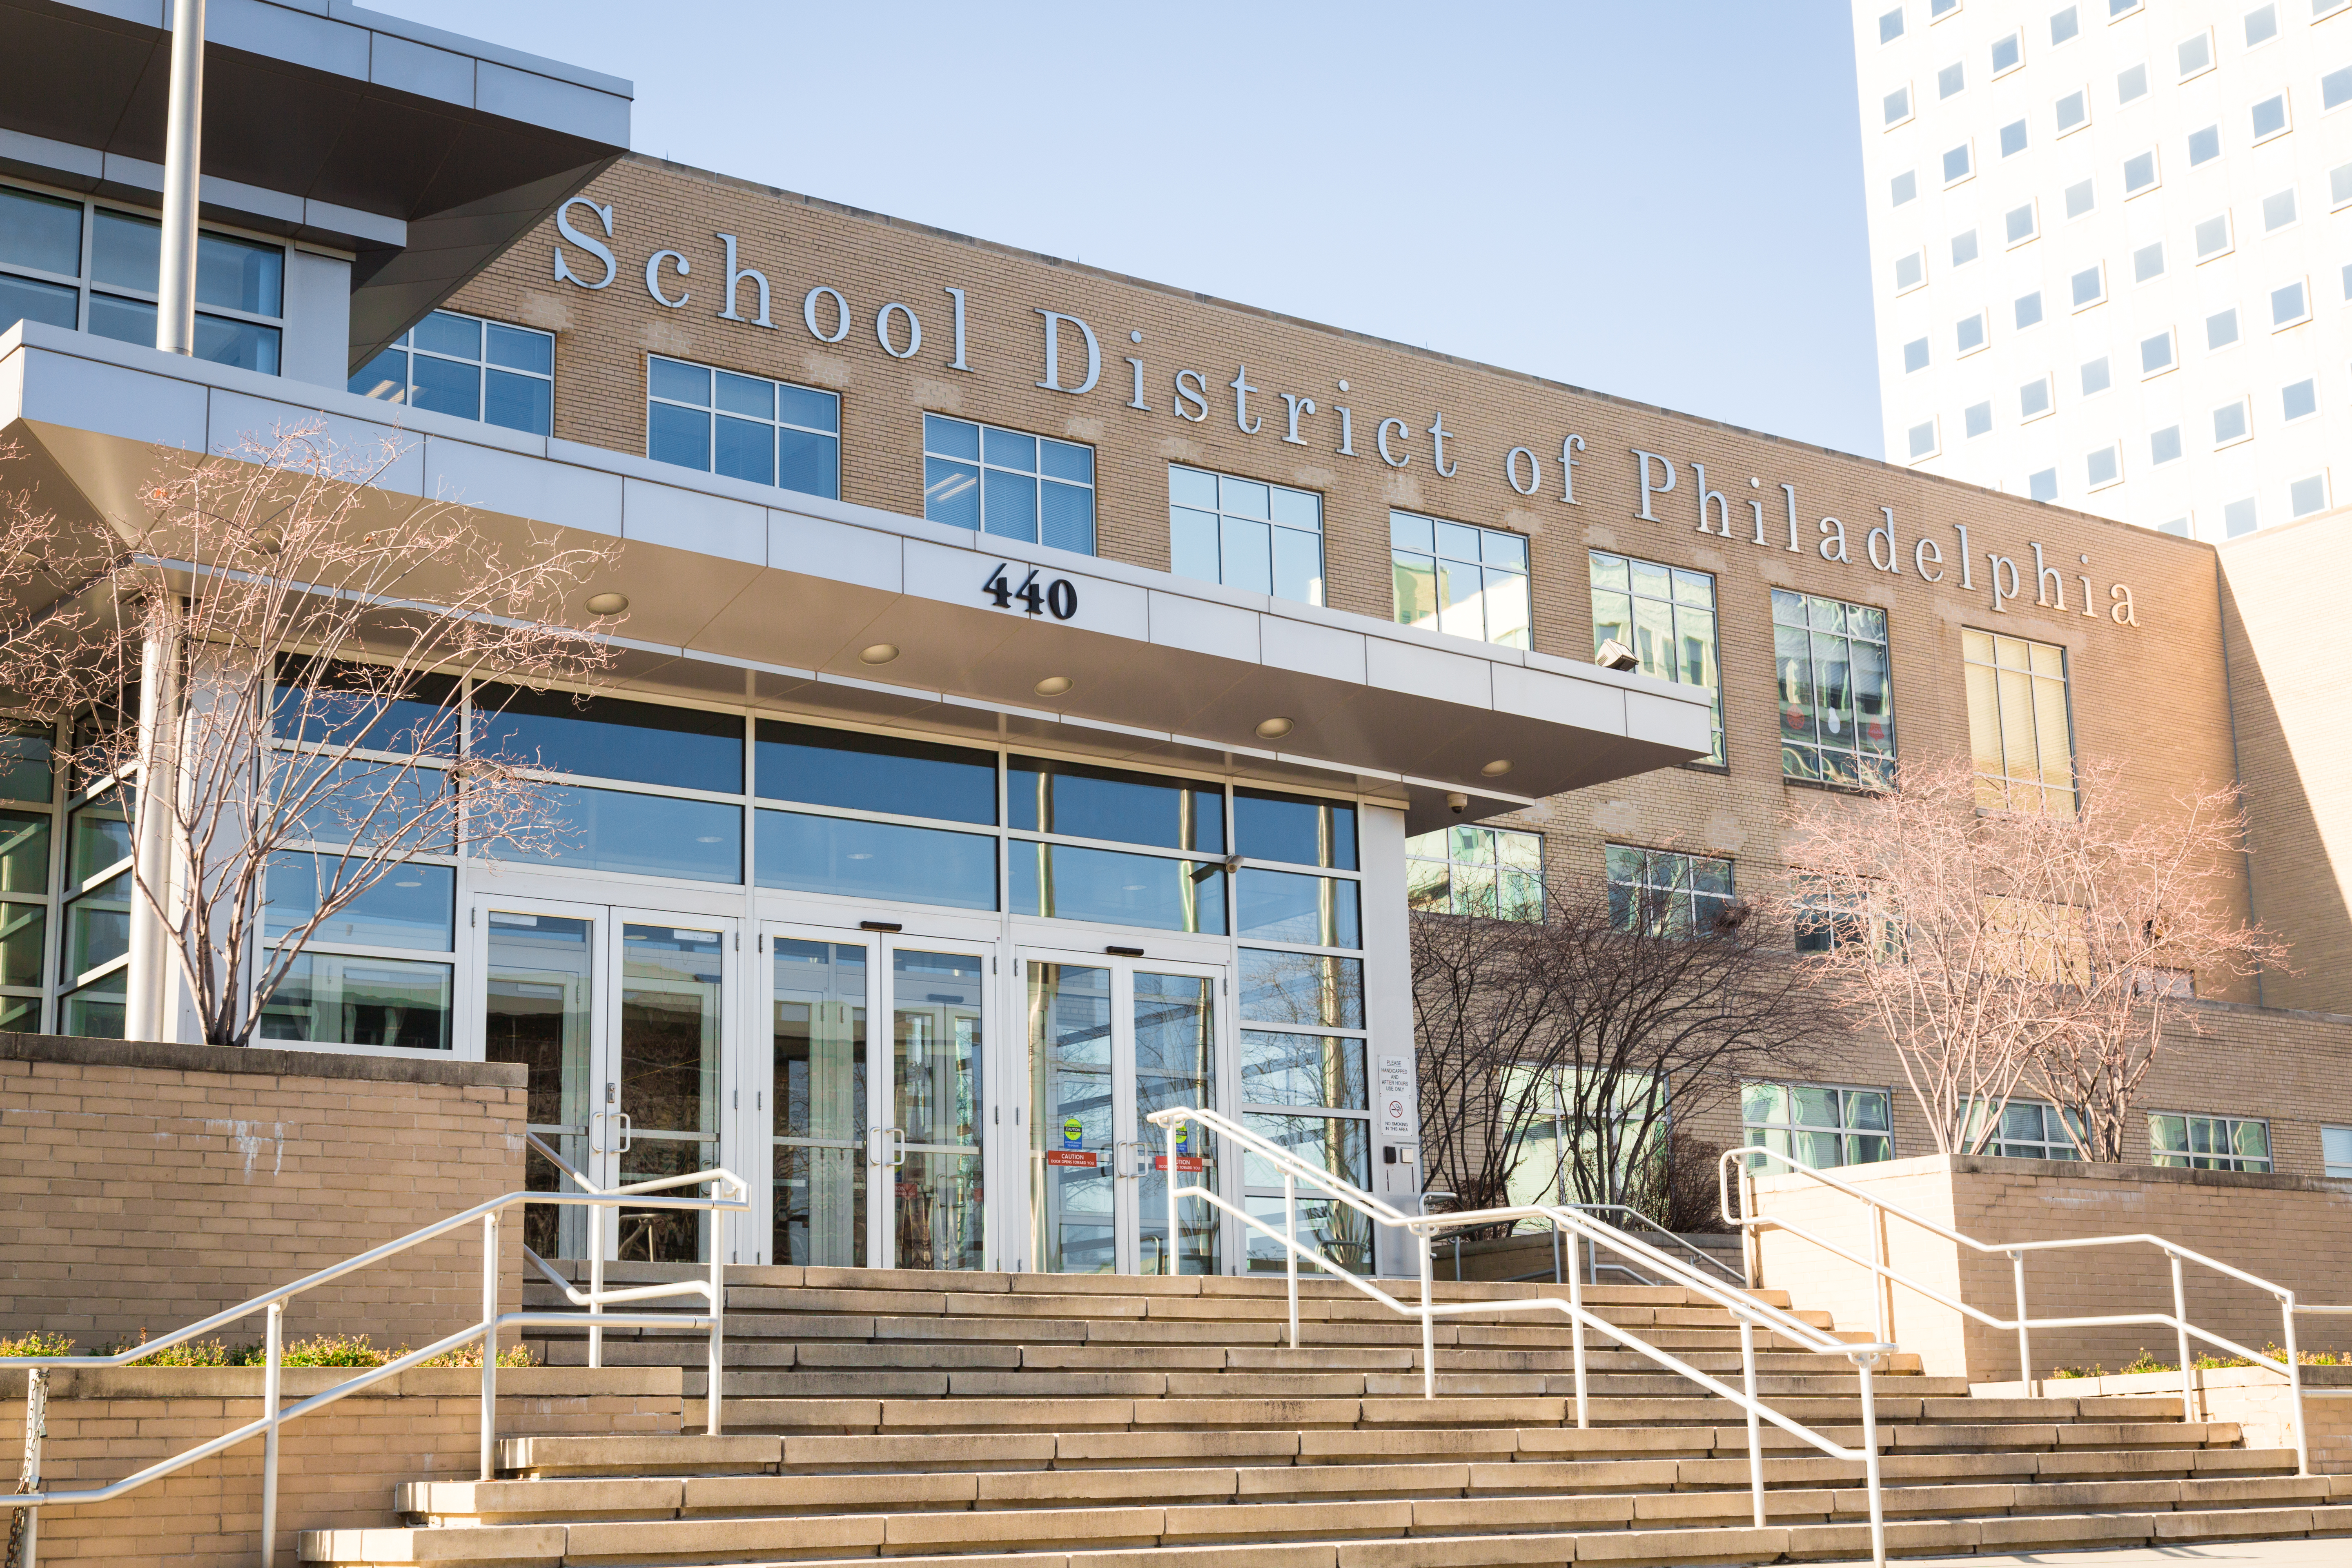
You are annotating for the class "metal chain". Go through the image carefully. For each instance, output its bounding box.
[5,1366,46,1568]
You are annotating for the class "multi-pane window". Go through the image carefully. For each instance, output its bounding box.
[1390,512,1530,649]
[1590,553,1723,764]
[2323,1127,2352,1180]
[349,310,553,436]
[1773,592,1895,788]
[2149,1112,2271,1173]
[1605,845,1733,938]
[1743,1083,1894,1171]
[924,415,1096,554]
[646,356,840,500]
[1405,826,1544,921]
[1169,466,1325,606]
[0,719,58,1033]
[1962,630,2075,815]
[1966,1099,2083,1159]
[0,182,285,372]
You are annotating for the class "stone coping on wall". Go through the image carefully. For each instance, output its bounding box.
[0,1029,524,1089]
[1971,1365,2352,1399]
[1749,1150,2352,1202]
[0,1366,677,1401]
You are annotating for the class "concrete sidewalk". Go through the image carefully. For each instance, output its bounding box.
[1817,1539,2352,1567]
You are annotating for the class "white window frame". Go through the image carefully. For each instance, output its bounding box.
[1742,1081,1896,1171]
[1169,465,1326,608]
[1405,825,1545,921]
[2177,27,2216,78]
[1908,416,1942,460]
[1993,30,2025,74]
[2214,396,2254,449]
[2325,1126,2352,1180]
[2272,277,2313,330]
[2250,91,2293,144]
[2021,374,2056,421]
[2140,327,2177,377]
[2149,1111,2271,1172]
[351,308,555,436]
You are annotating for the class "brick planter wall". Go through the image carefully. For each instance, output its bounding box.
[1,1366,681,1566]
[0,1031,528,1352]
[1750,1154,2352,1385]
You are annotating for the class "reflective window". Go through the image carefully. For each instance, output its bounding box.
[262,853,456,951]
[1010,755,1223,853]
[0,720,54,804]
[2149,1112,2270,1172]
[1234,869,1359,947]
[1241,1031,1367,1111]
[1772,591,1896,788]
[273,663,460,756]
[1168,465,1324,606]
[350,310,554,437]
[1743,1082,1894,1170]
[1406,825,1544,920]
[923,415,1096,555]
[1605,844,1735,938]
[756,721,996,826]
[2324,1127,2352,1180]
[1010,843,1226,935]
[474,686,742,794]
[505,785,740,884]
[1590,551,1724,764]
[646,355,839,500]
[1234,788,1352,870]
[1389,511,1531,648]
[1964,1099,2084,1160]
[1238,949,1363,1029]
[1962,630,2075,814]
[754,809,996,911]
[257,953,452,1052]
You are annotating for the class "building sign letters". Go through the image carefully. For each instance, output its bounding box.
[554,198,2144,629]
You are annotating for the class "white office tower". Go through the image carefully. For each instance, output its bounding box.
[1851,0,2350,539]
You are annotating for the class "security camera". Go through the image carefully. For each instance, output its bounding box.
[1595,638,1639,672]
[1446,792,1469,814]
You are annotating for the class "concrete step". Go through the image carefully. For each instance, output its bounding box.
[302,1495,2352,1566]
[657,1368,1970,1401]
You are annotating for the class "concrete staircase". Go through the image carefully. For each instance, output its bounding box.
[301,1266,2352,1566]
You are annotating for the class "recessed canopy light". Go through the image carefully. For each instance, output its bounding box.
[1034,675,1074,697]
[858,643,900,665]
[1481,759,1513,777]
[586,592,628,615]
[1254,717,1294,740]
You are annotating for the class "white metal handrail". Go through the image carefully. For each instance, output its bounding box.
[1149,1106,1901,1567]
[1719,1143,2352,1477]
[0,1146,747,1568]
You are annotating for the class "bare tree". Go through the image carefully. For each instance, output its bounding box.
[1411,868,1837,1228]
[2018,760,2285,1161]
[0,426,619,1047]
[1774,754,2282,1161]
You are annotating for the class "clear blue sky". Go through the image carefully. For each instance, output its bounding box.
[380,1,1885,459]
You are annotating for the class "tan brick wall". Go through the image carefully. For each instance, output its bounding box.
[1,1367,682,1567]
[444,154,2287,1036]
[1751,1155,2352,1384]
[2217,511,2352,1016]
[0,1032,528,1352]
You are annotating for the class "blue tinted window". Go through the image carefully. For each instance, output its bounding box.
[1238,949,1363,1029]
[1041,440,1093,483]
[925,457,980,528]
[474,686,742,793]
[715,414,774,486]
[924,416,1094,552]
[1041,480,1095,555]
[263,853,454,950]
[777,426,838,499]
[649,357,709,404]
[485,370,551,435]
[272,664,459,755]
[924,415,980,459]
[412,311,480,359]
[755,721,996,825]
[409,353,479,420]
[982,468,1038,541]
[91,209,159,292]
[87,292,155,346]
[755,809,996,911]
[1236,870,1360,948]
[777,383,839,433]
[1009,756,1222,853]
[350,347,407,402]
[499,784,739,883]
[1010,843,1226,934]
[648,356,835,499]
[0,185,82,276]
[194,230,282,316]
[648,402,710,470]
[0,721,54,803]
[0,273,76,335]
[1234,788,1356,869]
[486,322,552,374]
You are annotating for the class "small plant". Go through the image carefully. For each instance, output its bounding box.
[100,1329,241,1366]
[276,1334,390,1368]
[2047,1363,2105,1379]
[0,1330,75,1358]
[418,1342,535,1369]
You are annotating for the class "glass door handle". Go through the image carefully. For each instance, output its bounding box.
[614,1112,632,1154]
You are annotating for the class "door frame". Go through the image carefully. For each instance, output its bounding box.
[1011,939,1236,1277]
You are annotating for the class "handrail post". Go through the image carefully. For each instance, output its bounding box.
[2169,1253,2196,1421]
[707,1195,726,1437]
[16,1364,45,1568]
[1165,1119,1181,1281]
[1856,1351,1887,1568]
[1283,1172,1299,1351]
[2282,1294,2308,1477]
[1868,1200,1891,1346]
[259,1300,282,1568]
[1740,1319,1764,1528]
[1566,1226,1589,1430]
[479,1211,499,1483]
[2009,1250,2031,1392]
[588,1198,605,1371]
[1418,1232,1435,1401]
[1739,1163,1760,1290]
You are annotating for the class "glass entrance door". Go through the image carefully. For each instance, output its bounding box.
[479,898,737,1263]
[1025,952,1224,1276]
[765,924,990,1270]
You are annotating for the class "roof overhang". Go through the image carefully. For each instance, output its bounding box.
[0,322,1713,833]
[0,0,631,372]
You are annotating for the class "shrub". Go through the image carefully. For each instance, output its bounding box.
[0,1330,75,1358]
